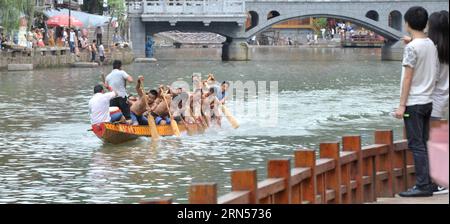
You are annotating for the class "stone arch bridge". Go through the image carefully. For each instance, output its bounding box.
[127,0,448,60]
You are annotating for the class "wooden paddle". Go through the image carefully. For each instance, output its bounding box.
[161,89,181,137]
[221,104,239,129]
[138,76,160,141]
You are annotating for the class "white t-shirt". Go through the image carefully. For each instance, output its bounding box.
[69,31,75,42]
[89,92,116,125]
[401,38,439,106]
[98,45,105,57]
[106,69,130,98]
[431,63,449,118]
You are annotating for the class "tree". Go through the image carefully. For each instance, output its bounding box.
[105,0,125,47]
[81,0,103,15]
[312,18,327,37]
[0,0,34,33]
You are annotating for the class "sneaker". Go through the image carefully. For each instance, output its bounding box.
[431,184,449,195]
[399,186,433,197]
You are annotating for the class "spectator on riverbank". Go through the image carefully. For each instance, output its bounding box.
[394,6,439,197]
[26,32,33,49]
[89,40,98,62]
[69,29,76,53]
[61,29,68,47]
[80,36,89,50]
[98,43,105,65]
[0,32,3,50]
[428,11,449,121]
[428,10,449,194]
[47,29,55,47]
[36,29,45,48]
[113,30,123,45]
[95,26,103,45]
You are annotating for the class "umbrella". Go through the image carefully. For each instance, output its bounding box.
[44,9,112,28]
[47,15,84,28]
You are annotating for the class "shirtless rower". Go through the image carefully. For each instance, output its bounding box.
[202,87,221,127]
[150,86,172,125]
[130,76,158,125]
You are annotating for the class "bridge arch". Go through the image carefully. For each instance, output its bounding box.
[366,10,379,22]
[268,10,281,20]
[246,11,259,31]
[388,10,403,31]
[142,22,235,42]
[243,13,404,41]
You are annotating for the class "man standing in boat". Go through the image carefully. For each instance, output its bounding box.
[105,60,134,125]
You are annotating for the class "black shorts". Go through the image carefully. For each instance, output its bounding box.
[110,97,131,120]
[100,56,105,62]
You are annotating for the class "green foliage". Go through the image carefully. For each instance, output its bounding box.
[81,0,103,14]
[106,0,126,45]
[312,18,327,36]
[0,0,35,33]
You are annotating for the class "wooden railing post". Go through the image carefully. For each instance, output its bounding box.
[342,135,363,204]
[189,183,218,204]
[294,149,317,204]
[374,130,395,197]
[319,142,342,204]
[231,169,258,204]
[267,159,291,204]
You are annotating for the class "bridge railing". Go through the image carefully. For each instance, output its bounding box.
[139,0,245,14]
[141,120,447,204]
[127,0,144,14]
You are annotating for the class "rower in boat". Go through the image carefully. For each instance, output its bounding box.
[89,84,121,129]
[205,74,230,104]
[90,73,239,144]
[129,76,158,125]
[202,86,222,127]
[150,86,173,125]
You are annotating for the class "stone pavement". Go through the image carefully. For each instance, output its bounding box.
[371,194,449,204]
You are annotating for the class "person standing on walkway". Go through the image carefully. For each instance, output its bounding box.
[95,26,103,45]
[69,29,76,53]
[400,10,449,195]
[428,10,449,195]
[98,43,105,65]
[89,40,98,62]
[105,60,134,124]
[394,6,439,197]
[428,11,449,121]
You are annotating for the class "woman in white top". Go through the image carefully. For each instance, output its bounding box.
[428,11,449,120]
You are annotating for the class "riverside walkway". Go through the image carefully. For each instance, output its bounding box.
[373,194,448,204]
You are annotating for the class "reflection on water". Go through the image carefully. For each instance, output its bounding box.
[0,47,404,203]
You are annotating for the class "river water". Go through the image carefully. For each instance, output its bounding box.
[0,47,406,203]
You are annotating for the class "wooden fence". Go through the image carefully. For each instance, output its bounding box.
[142,121,448,204]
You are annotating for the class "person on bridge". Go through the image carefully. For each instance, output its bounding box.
[105,60,134,125]
[394,6,439,197]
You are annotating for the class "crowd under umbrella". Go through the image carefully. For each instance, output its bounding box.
[46,14,84,28]
[44,8,113,28]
